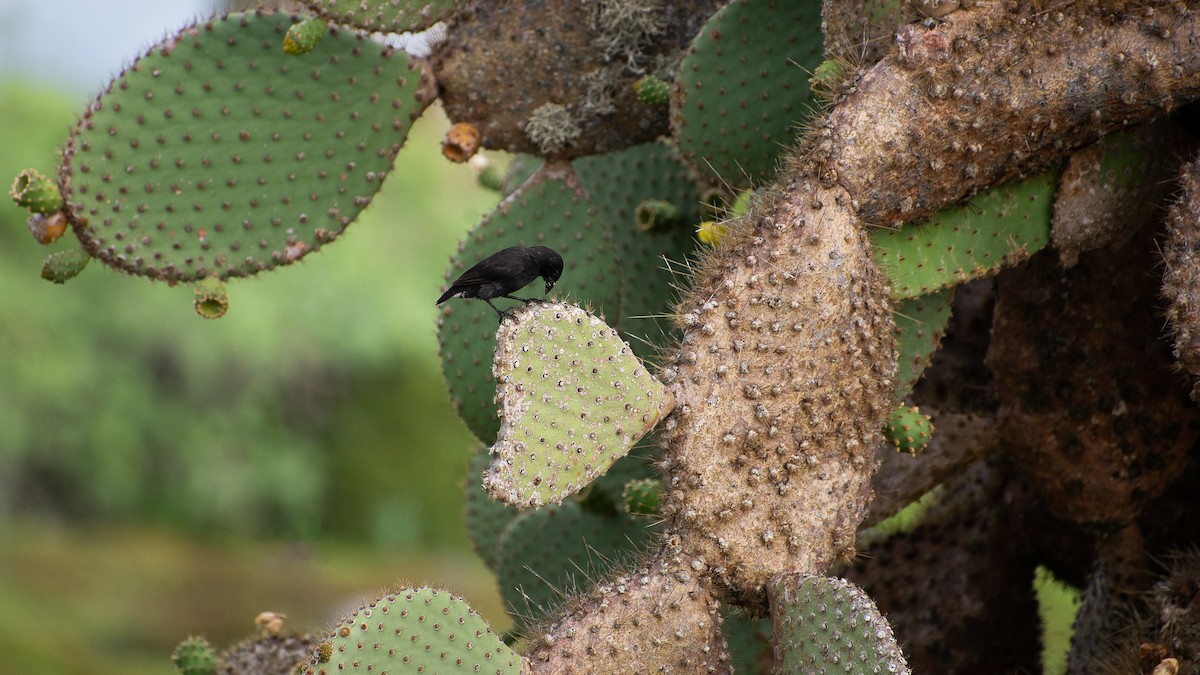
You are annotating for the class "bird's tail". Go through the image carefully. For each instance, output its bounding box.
[435,287,458,305]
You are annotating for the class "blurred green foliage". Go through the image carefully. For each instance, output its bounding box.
[0,80,498,548]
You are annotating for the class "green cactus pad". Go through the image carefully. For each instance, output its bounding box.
[671,0,824,186]
[621,477,663,515]
[870,172,1056,300]
[62,12,426,283]
[282,17,327,55]
[500,155,542,197]
[720,610,773,674]
[463,442,519,572]
[885,404,933,454]
[495,500,659,632]
[11,168,63,215]
[573,142,704,349]
[891,288,953,402]
[438,176,617,442]
[306,588,520,674]
[769,575,911,674]
[485,302,671,508]
[300,0,458,34]
[41,247,91,284]
[633,75,670,106]
[193,277,229,320]
[172,635,217,675]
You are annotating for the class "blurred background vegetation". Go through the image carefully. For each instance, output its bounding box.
[0,3,506,673]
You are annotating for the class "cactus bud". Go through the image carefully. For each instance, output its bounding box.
[11,168,63,215]
[282,17,327,55]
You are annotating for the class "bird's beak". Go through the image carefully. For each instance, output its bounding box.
[545,280,555,294]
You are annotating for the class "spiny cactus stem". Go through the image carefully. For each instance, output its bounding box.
[817,3,1200,226]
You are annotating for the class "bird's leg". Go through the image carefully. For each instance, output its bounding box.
[483,298,513,320]
[502,295,546,304]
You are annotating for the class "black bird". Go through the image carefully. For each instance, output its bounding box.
[436,245,564,318]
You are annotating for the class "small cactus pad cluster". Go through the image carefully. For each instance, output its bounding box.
[672,0,824,185]
[305,588,520,674]
[769,575,910,674]
[60,12,425,283]
[485,302,672,508]
[41,247,90,284]
[884,405,933,454]
[172,635,217,675]
[870,171,1055,299]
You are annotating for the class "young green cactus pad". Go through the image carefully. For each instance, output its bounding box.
[61,12,426,283]
[632,75,670,106]
[282,16,327,55]
[884,405,933,454]
[172,635,217,675]
[41,247,91,284]
[891,288,953,402]
[621,477,662,515]
[484,302,672,508]
[769,574,910,674]
[305,588,520,675]
[495,500,658,632]
[11,168,63,215]
[671,0,824,186]
[869,172,1056,300]
[299,0,459,34]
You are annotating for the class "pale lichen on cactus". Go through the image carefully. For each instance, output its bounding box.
[484,302,673,508]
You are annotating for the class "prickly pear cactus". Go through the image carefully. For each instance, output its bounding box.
[485,302,672,508]
[60,12,427,283]
[494,500,658,632]
[870,172,1056,300]
[884,405,933,454]
[672,0,825,185]
[172,635,217,675]
[891,288,953,402]
[306,588,520,674]
[769,575,910,674]
[438,141,701,443]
